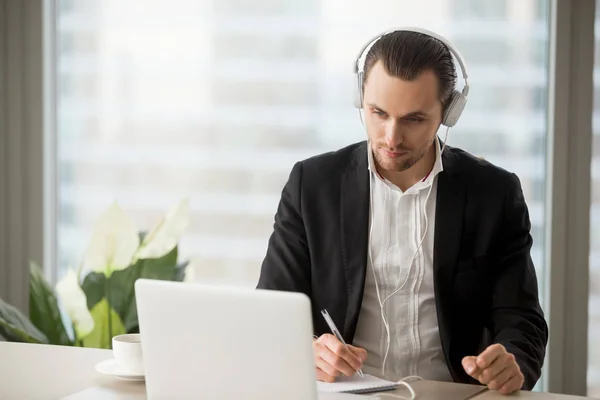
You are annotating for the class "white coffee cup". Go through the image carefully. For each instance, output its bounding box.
[112,333,144,375]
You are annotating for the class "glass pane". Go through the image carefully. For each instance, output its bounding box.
[55,0,549,382]
[590,0,600,396]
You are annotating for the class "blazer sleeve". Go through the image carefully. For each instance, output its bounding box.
[489,173,549,390]
[256,162,311,296]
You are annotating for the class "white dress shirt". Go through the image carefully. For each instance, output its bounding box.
[352,138,453,383]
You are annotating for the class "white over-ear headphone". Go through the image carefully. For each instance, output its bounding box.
[352,26,470,128]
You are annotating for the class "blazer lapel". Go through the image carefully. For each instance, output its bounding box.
[433,149,466,353]
[340,142,370,342]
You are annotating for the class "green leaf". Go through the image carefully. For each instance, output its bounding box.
[29,261,72,346]
[81,271,106,310]
[81,298,126,349]
[140,246,179,277]
[0,297,48,344]
[108,261,143,333]
[79,244,187,336]
[109,246,185,333]
[124,260,189,334]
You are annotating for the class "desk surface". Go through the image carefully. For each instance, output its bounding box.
[0,342,594,400]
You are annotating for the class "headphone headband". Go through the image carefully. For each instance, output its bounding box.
[354,26,469,97]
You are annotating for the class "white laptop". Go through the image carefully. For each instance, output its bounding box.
[62,280,486,400]
[133,279,363,400]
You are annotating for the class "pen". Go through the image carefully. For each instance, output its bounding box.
[320,309,364,378]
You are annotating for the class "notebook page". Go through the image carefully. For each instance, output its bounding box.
[316,374,398,394]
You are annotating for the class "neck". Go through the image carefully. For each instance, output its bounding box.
[377,144,436,191]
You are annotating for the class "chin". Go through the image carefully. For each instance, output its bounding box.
[380,160,408,172]
[376,154,409,171]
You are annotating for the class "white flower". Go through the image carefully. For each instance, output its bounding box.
[56,269,95,339]
[136,198,190,259]
[82,202,140,276]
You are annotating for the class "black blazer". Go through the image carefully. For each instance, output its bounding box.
[256,141,548,389]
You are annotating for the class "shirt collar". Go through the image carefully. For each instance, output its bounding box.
[367,136,444,191]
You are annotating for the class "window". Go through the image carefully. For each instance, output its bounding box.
[53,0,550,384]
[452,0,508,19]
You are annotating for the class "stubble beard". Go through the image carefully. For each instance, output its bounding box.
[372,141,431,173]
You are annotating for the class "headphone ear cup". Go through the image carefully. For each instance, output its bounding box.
[442,90,467,127]
[353,72,364,109]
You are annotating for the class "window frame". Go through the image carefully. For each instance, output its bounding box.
[544,0,595,395]
[0,0,47,313]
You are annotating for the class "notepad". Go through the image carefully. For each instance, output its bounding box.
[316,374,398,394]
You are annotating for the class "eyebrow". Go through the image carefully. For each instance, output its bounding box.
[367,103,428,118]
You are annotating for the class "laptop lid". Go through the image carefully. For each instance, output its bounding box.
[134,279,317,400]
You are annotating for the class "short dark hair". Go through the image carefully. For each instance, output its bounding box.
[362,31,457,106]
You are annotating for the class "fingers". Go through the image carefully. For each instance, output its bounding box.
[316,367,337,383]
[462,344,525,395]
[318,346,357,376]
[319,334,364,373]
[348,344,368,362]
[475,343,505,370]
[313,334,366,378]
[498,373,525,395]
[315,355,342,379]
[486,367,514,391]
[477,353,512,384]
[462,356,481,377]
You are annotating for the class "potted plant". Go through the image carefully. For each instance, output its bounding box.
[0,198,190,349]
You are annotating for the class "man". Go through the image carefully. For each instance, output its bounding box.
[256,29,548,396]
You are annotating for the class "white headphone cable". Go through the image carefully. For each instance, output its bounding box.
[377,180,434,376]
[367,125,451,377]
[384,124,449,302]
[367,376,423,400]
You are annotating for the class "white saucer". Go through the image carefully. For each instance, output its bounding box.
[95,359,145,382]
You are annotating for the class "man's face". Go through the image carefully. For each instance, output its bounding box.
[362,61,443,173]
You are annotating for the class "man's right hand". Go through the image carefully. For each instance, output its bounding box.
[313,334,368,382]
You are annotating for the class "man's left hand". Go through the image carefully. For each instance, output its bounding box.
[462,343,524,395]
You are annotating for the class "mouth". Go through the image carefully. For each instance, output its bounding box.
[382,149,408,159]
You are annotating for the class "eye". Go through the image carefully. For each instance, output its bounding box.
[373,109,387,117]
[405,116,424,123]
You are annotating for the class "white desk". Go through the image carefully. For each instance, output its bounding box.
[0,342,594,400]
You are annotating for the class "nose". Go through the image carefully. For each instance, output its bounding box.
[384,120,403,149]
